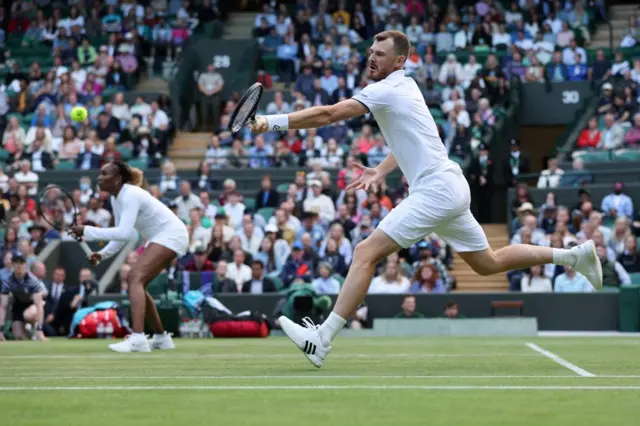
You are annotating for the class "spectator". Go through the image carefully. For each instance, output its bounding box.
[369,260,410,294]
[624,113,640,146]
[242,260,277,294]
[503,139,530,187]
[410,263,446,294]
[174,181,203,222]
[255,175,280,209]
[601,183,634,219]
[597,244,631,287]
[598,113,624,149]
[393,295,424,318]
[589,49,612,81]
[546,51,569,82]
[13,160,38,196]
[303,180,335,223]
[536,157,564,188]
[554,265,593,292]
[311,262,341,295]
[226,249,252,292]
[442,300,465,318]
[520,265,553,292]
[576,117,601,149]
[618,235,640,273]
[280,242,313,287]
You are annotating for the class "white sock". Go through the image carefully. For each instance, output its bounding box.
[552,248,577,267]
[318,312,347,344]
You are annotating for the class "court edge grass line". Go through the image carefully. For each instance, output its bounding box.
[1,385,640,391]
[4,375,640,380]
[525,343,596,377]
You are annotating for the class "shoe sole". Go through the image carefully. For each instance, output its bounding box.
[586,240,603,290]
[278,317,322,369]
[108,345,152,353]
[151,344,176,350]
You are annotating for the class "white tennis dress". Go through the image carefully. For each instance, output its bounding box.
[83,183,189,259]
[352,69,488,252]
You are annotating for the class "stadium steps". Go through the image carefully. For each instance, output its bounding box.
[591,5,635,48]
[223,12,256,40]
[169,132,210,169]
[451,224,509,292]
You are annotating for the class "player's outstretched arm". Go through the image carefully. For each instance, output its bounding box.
[252,99,368,133]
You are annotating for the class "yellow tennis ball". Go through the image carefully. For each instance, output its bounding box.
[70,106,88,122]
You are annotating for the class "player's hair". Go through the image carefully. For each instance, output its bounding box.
[112,160,145,188]
[373,30,410,58]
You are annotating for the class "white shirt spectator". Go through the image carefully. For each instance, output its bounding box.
[492,32,511,47]
[226,262,252,289]
[303,192,336,223]
[562,46,587,66]
[505,10,523,25]
[405,24,423,44]
[173,193,203,222]
[14,170,39,195]
[130,102,152,119]
[611,60,631,77]
[520,275,553,292]
[239,228,264,255]
[554,272,594,292]
[225,201,246,230]
[515,38,534,51]
[312,276,341,294]
[462,62,482,84]
[438,60,464,85]
[369,275,410,293]
[205,146,228,168]
[525,22,540,38]
[536,168,564,188]
[152,109,169,129]
[545,16,563,34]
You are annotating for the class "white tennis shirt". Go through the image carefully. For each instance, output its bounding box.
[352,70,456,187]
[83,183,186,259]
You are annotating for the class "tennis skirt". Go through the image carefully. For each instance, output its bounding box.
[146,224,190,257]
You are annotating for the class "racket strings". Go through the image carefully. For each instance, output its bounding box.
[230,86,262,131]
[37,187,76,230]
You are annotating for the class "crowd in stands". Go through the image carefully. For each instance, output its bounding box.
[509,180,640,292]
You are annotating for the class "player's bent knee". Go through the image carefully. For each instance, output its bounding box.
[352,240,383,267]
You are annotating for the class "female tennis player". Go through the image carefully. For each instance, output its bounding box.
[71,161,189,353]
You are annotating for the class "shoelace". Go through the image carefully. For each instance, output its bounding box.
[301,317,319,330]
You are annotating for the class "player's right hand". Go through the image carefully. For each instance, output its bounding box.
[346,162,384,193]
[88,253,102,266]
[249,116,268,134]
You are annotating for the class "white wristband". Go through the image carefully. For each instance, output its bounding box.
[266,114,289,131]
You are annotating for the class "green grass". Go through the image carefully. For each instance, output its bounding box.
[1,337,639,426]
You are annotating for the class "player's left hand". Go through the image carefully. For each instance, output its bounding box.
[249,116,268,134]
[70,225,84,239]
[35,331,48,342]
[88,252,102,266]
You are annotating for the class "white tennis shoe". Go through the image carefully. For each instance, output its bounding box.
[572,239,603,290]
[150,331,176,350]
[108,333,151,353]
[278,316,331,368]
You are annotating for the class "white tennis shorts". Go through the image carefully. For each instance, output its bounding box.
[147,224,190,257]
[378,166,489,252]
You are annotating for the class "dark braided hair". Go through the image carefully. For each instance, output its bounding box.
[111,160,144,187]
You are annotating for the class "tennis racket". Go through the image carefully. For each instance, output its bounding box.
[36,185,94,259]
[228,82,264,132]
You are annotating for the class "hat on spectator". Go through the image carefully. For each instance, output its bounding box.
[223,178,236,188]
[602,83,613,91]
[28,224,46,233]
[264,223,278,233]
[417,240,433,250]
[12,255,26,264]
[308,179,322,188]
[303,206,320,218]
[517,202,536,214]
[318,261,333,274]
[292,241,304,251]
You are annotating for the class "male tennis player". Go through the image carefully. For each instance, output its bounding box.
[250,31,602,368]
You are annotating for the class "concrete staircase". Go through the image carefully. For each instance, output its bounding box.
[168,132,210,169]
[223,12,256,40]
[136,76,169,94]
[451,224,509,292]
[591,4,635,48]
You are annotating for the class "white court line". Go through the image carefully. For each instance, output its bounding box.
[0,385,639,391]
[0,375,584,380]
[4,375,640,380]
[0,353,538,360]
[526,343,596,377]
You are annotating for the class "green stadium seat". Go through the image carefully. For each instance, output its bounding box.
[276,183,289,194]
[449,155,464,165]
[116,146,134,160]
[256,207,275,221]
[271,275,285,291]
[0,149,9,161]
[55,160,75,170]
[333,274,345,287]
[147,273,169,296]
[629,273,640,285]
[127,159,148,169]
[0,229,4,242]
[579,151,611,163]
[612,150,640,162]
[244,197,256,211]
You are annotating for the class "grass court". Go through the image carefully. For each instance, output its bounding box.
[1,337,639,426]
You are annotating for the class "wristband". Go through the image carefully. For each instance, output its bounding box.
[266,114,289,131]
[35,323,43,331]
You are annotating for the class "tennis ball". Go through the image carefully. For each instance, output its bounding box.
[70,106,88,122]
